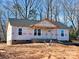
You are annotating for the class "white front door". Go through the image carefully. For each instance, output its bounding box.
[47,30,53,39]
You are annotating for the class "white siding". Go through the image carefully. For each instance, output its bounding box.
[57,29,69,41]
[12,26,33,40]
[40,29,57,39]
[12,26,69,41]
[32,29,57,39]
[12,26,58,40]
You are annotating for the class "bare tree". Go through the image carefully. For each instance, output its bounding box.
[2,0,79,34]
[61,0,77,32]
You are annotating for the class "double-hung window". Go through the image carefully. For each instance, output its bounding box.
[38,29,41,36]
[34,29,41,36]
[18,28,22,35]
[34,29,37,36]
[61,30,64,37]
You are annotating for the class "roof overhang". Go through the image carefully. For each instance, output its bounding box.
[30,25,59,29]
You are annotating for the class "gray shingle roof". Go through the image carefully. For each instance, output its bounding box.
[8,18,69,29]
[8,18,40,27]
[52,22,69,29]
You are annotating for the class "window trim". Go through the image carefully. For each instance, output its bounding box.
[34,29,37,36]
[18,28,22,35]
[38,29,41,36]
[61,30,64,37]
[34,29,41,36]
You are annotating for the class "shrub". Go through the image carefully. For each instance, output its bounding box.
[69,33,77,39]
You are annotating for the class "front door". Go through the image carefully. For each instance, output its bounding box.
[47,29,53,39]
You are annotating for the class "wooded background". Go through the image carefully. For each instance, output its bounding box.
[0,0,79,37]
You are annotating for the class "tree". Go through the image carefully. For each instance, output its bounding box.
[28,9,37,20]
[61,0,77,32]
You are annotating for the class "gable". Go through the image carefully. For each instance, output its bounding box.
[32,20,57,28]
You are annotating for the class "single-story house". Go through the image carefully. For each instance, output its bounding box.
[7,18,69,45]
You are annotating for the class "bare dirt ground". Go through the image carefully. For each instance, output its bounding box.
[0,43,79,59]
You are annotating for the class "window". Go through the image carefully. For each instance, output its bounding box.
[18,28,22,35]
[34,29,37,36]
[34,29,41,36]
[38,29,41,36]
[61,30,64,37]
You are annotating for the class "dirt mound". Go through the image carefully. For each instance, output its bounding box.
[0,43,79,59]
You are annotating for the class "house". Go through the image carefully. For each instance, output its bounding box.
[7,18,69,45]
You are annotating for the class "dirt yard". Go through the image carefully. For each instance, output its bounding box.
[0,43,79,59]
